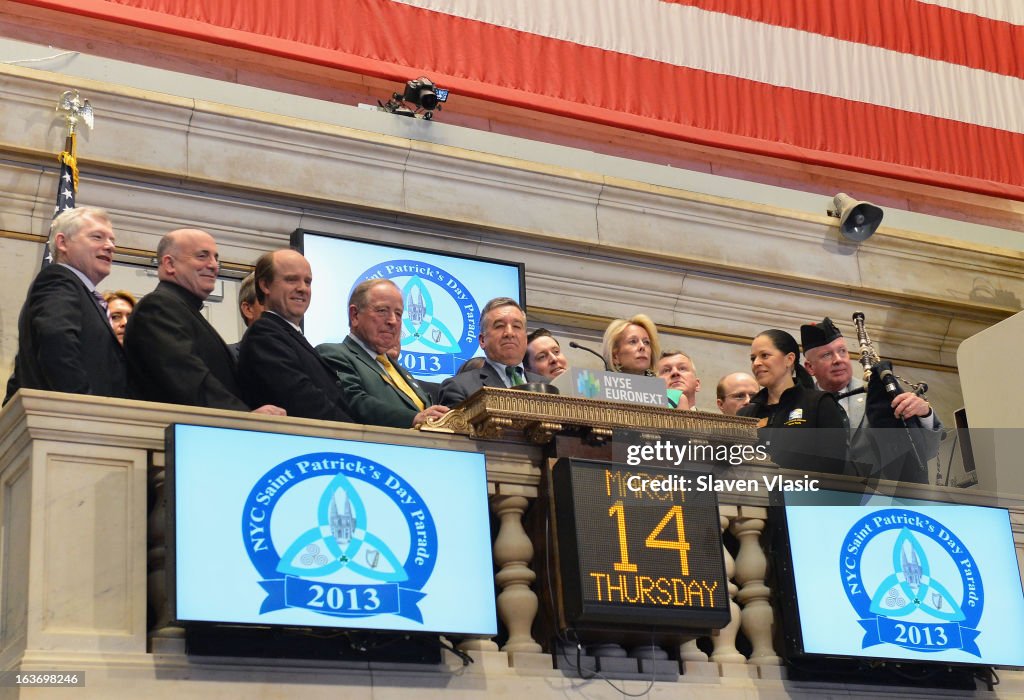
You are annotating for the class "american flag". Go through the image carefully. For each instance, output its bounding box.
[19,0,1024,198]
[42,132,78,268]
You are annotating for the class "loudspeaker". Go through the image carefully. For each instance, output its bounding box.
[829,193,883,242]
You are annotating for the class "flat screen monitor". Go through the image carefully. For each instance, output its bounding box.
[167,424,497,638]
[774,489,1024,668]
[292,229,526,382]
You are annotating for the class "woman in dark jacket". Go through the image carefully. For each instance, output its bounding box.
[739,329,849,475]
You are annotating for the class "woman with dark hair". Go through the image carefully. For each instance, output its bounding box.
[739,329,848,474]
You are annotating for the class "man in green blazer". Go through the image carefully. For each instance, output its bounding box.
[317,279,449,428]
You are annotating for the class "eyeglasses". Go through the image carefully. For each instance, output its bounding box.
[366,305,403,318]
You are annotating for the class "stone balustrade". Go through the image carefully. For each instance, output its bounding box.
[2,389,1023,699]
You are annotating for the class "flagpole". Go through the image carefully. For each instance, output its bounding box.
[44,90,93,269]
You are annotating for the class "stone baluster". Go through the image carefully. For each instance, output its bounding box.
[710,509,745,664]
[458,636,500,653]
[147,453,184,647]
[147,461,168,630]
[679,639,707,663]
[730,509,781,667]
[491,494,541,652]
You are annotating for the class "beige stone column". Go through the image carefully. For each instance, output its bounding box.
[711,508,746,664]
[679,638,708,662]
[730,507,782,667]
[491,492,541,652]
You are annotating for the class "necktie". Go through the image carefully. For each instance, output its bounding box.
[505,365,525,387]
[376,355,425,410]
[92,290,109,316]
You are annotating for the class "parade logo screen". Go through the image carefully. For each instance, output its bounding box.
[295,230,525,382]
[168,424,496,636]
[778,490,1024,667]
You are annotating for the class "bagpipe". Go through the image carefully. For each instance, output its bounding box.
[846,312,928,411]
[842,312,933,483]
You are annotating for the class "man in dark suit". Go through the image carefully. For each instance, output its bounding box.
[317,279,449,428]
[124,229,284,415]
[227,272,263,359]
[437,297,546,407]
[238,249,351,422]
[802,317,941,483]
[3,207,129,405]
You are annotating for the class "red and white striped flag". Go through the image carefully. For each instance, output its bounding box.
[19,0,1024,198]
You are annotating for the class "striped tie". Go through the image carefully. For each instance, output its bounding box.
[506,365,525,386]
[376,354,425,410]
[92,289,109,316]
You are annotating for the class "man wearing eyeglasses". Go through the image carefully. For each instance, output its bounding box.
[317,279,448,428]
[125,229,284,415]
[715,372,759,416]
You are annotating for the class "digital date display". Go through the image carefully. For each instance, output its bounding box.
[550,458,730,631]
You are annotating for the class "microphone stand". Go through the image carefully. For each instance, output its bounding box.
[569,341,610,371]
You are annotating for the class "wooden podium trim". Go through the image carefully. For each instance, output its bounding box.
[421,387,759,444]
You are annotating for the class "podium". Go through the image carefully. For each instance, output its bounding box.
[958,309,1024,496]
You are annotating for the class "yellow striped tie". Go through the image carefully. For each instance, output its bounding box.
[377,354,425,410]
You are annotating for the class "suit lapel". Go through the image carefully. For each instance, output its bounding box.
[151,282,233,367]
[273,314,321,359]
[61,266,121,347]
[345,336,386,376]
[390,355,430,406]
[480,362,539,387]
[480,363,506,388]
[344,336,428,409]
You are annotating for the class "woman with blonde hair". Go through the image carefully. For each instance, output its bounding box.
[601,314,661,376]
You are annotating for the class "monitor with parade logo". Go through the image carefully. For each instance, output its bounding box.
[293,229,525,382]
[774,489,1024,668]
[167,424,497,640]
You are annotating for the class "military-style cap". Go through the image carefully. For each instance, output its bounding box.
[800,317,843,353]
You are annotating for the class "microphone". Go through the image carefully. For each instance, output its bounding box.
[569,341,610,371]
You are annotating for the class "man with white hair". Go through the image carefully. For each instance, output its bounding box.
[318,279,447,428]
[801,317,940,482]
[4,207,128,404]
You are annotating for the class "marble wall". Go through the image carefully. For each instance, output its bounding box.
[0,62,1021,425]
